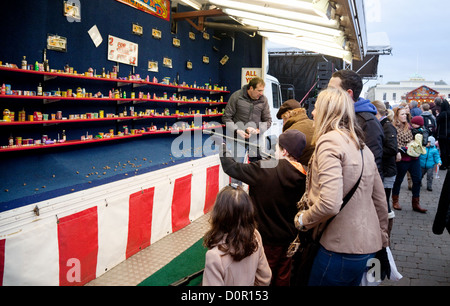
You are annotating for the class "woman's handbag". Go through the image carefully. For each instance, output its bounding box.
[289,150,364,286]
[406,133,426,157]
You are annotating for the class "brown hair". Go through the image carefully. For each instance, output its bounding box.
[248,77,265,90]
[203,185,258,261]
[371,100,387,116]
[422,103,430,111]
[393,106,410,132]
[331,70,363,101]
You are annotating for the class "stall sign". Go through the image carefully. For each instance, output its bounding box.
[108,35,138,66]
[241,68,262,87]
[115,0,170,21]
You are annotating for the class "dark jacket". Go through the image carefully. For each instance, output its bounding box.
[355,98,384,178]
[220,145,306,245]
[222,84,272,134]
[436,100,450,139]
[380,117,398,178]
[433,170,450,235]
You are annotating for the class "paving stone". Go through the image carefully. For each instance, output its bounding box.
[382,169,450,286]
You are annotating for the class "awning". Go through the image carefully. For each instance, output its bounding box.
[173,0,368,63]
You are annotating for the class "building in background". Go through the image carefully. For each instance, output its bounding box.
[366,74,450,106]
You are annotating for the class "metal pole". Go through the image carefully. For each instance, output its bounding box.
[202,130,275,159]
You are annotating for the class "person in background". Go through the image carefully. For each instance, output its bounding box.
[410,100,422,117]
[399,102,412,123]
[222,77,272,166]
[219,129,307,286]
[294,87,389,286]
[433,170,450,235]
[328,70,384,178]
[371,100,398,237]
[277,99,315,166]
[411,116,429,144]
[431,97,442,117]
[436,99,450,170]
[391,108,427,213]
[202,185,271,286]
[397,102,414,189]
[420,136,442,192]
[421,103,436,137]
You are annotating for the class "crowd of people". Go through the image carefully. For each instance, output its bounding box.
[201,71,450,286]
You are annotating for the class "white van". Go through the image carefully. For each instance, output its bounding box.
[263,74,284,154]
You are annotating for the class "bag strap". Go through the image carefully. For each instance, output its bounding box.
[317,149,364,241]
[342,149,364,207]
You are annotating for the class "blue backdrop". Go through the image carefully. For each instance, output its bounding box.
[0,0,262,211]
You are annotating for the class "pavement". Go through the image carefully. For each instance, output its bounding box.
[381,169,450,286]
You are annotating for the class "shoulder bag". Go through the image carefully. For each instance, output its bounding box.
[289,149,364,286]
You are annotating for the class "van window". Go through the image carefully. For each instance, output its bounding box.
[272,83,281,109]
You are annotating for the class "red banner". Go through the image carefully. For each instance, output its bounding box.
[0,239,5,286]
[58,207,98,286]
[171,174,192,232]
[204,165,220,214]
[126,187,155,259]
[115,0,171,21]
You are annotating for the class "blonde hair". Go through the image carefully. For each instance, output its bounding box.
[313,87,364,150]
[387,109,394,122]
[371,100,387,116]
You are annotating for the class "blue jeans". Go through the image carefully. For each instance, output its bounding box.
[393,158,421,198]
[308,245,375,286]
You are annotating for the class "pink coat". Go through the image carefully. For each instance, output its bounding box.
[202,230,272,286]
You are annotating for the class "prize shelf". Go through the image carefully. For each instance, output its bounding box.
[0,66,230,94]
[0,94,228,105]
[0,124,225,152]
[0,66,228,152]
[0,114,223,126]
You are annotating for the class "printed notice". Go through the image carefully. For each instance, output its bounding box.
[107,35,138,66]
[88,25,103,47]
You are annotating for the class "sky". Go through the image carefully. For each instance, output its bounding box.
[363,0,450,92]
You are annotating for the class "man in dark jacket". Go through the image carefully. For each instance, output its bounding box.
[220,129,307,286]
[436,99,450,169]
[433,169,450,235]
[222,77,272,164]
[329,70,384,178]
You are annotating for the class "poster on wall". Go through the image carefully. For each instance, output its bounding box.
[47,34,67,52]
[63,1,81,21]
[108,35,138,66]
[115,0,170,21]
[241,67,262,87]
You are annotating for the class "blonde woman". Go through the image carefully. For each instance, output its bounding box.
[294,87,389,286]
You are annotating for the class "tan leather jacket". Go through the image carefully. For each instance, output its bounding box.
[296,130,389,254]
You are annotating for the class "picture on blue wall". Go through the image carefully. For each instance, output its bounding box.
[163,57,172,68]
[47,34,67,52]
[63,1,81,21]
[152,28,162,40]
[173,38,180,48]
[148,60,158,72]
[132,23,143,36]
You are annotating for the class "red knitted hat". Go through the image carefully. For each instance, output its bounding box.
[411,116,424,126]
